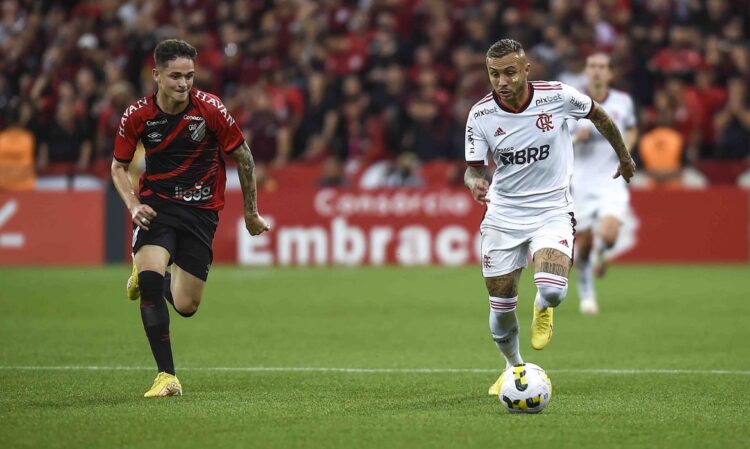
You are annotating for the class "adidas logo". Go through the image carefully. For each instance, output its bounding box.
[494,127,506,137]
[559,239,569,248]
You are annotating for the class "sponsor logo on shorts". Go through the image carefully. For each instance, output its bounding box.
[483,254,492,269]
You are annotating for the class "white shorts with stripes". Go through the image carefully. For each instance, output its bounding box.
[479,212,576,277]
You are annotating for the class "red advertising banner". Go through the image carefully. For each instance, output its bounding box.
[618,188,749,262]
[0,191,104,265]
[215,188,484,266]
[214,187,749,265]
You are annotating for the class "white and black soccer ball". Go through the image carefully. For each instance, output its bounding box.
[498,363,552,414]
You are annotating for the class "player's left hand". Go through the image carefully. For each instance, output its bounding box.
[614,158,636,183]
[244,212,270,236]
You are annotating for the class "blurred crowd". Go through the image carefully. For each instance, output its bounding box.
[0,0,749,190]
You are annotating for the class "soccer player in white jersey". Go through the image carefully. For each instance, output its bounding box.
[463,39,635,396]
[571,53,639,316]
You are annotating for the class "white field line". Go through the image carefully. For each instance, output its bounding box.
[0,366,749,375]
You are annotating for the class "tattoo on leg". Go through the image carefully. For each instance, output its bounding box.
[534,248,572,277]
[485,269,522,297]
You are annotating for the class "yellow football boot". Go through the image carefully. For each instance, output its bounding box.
[531,305,554,350]
[126,259,139,301]
[488,371,504,396]
[144,372,182,398]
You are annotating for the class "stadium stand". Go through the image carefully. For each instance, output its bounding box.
[0,0,749,190]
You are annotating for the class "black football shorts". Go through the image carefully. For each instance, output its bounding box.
[132,202,219,281]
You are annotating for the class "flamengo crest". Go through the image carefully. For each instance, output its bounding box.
[536,113,553,132]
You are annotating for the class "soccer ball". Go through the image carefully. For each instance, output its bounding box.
[498,363,552,414]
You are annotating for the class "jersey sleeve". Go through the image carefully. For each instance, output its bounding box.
[561,83,595,120]
[205,96,245,154]
[465,113,489,166]
[113,108,143,163]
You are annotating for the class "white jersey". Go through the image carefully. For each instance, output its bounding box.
[571,88,636,195]
[465,81,594,227]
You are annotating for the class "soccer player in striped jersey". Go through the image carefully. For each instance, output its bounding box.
[111,39,269,397]
[462,39,635,396]
[571,53,638,315]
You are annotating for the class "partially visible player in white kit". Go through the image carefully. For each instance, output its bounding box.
[463,39,636,396]
[571,53,639,315]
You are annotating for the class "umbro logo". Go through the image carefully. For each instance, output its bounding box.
[147,131,162,143]
[494,127,506,137]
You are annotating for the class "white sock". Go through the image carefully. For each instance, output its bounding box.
[576,258,595,301]
[489,296,523,366]
[534,291,549,310]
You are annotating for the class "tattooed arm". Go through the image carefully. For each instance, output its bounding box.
[588,105,637,182]
[228,141,270,236]
[464,165,490,204]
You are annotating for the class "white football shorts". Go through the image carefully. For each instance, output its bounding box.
[573,186,629,231]
[480,212,577,277]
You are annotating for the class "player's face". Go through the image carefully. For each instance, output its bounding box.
[585,55,612,88]
[486,53,529,101]
[153,57,195,104]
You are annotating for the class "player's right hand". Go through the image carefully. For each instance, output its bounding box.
[469,178,491,204]
[130,204,157,230]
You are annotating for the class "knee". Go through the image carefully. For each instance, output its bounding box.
[601,231,618,248]
[534,273,569,307]
[173,296,199,318]
[139,271,165,304]
[139,271,168,327]
[599,220,620,248]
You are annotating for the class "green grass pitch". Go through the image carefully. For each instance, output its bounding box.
[1,265,748,449]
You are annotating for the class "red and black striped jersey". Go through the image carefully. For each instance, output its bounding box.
[114,89,244,211]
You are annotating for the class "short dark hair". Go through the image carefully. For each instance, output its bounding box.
[153,39,197,68]
[486,39,524,59]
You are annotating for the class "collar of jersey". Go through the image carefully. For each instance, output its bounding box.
[493,82,534,114]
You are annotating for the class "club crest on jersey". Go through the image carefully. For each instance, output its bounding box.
[535,113,554,132]
[190,121,206,142]
[494,127,506,137]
